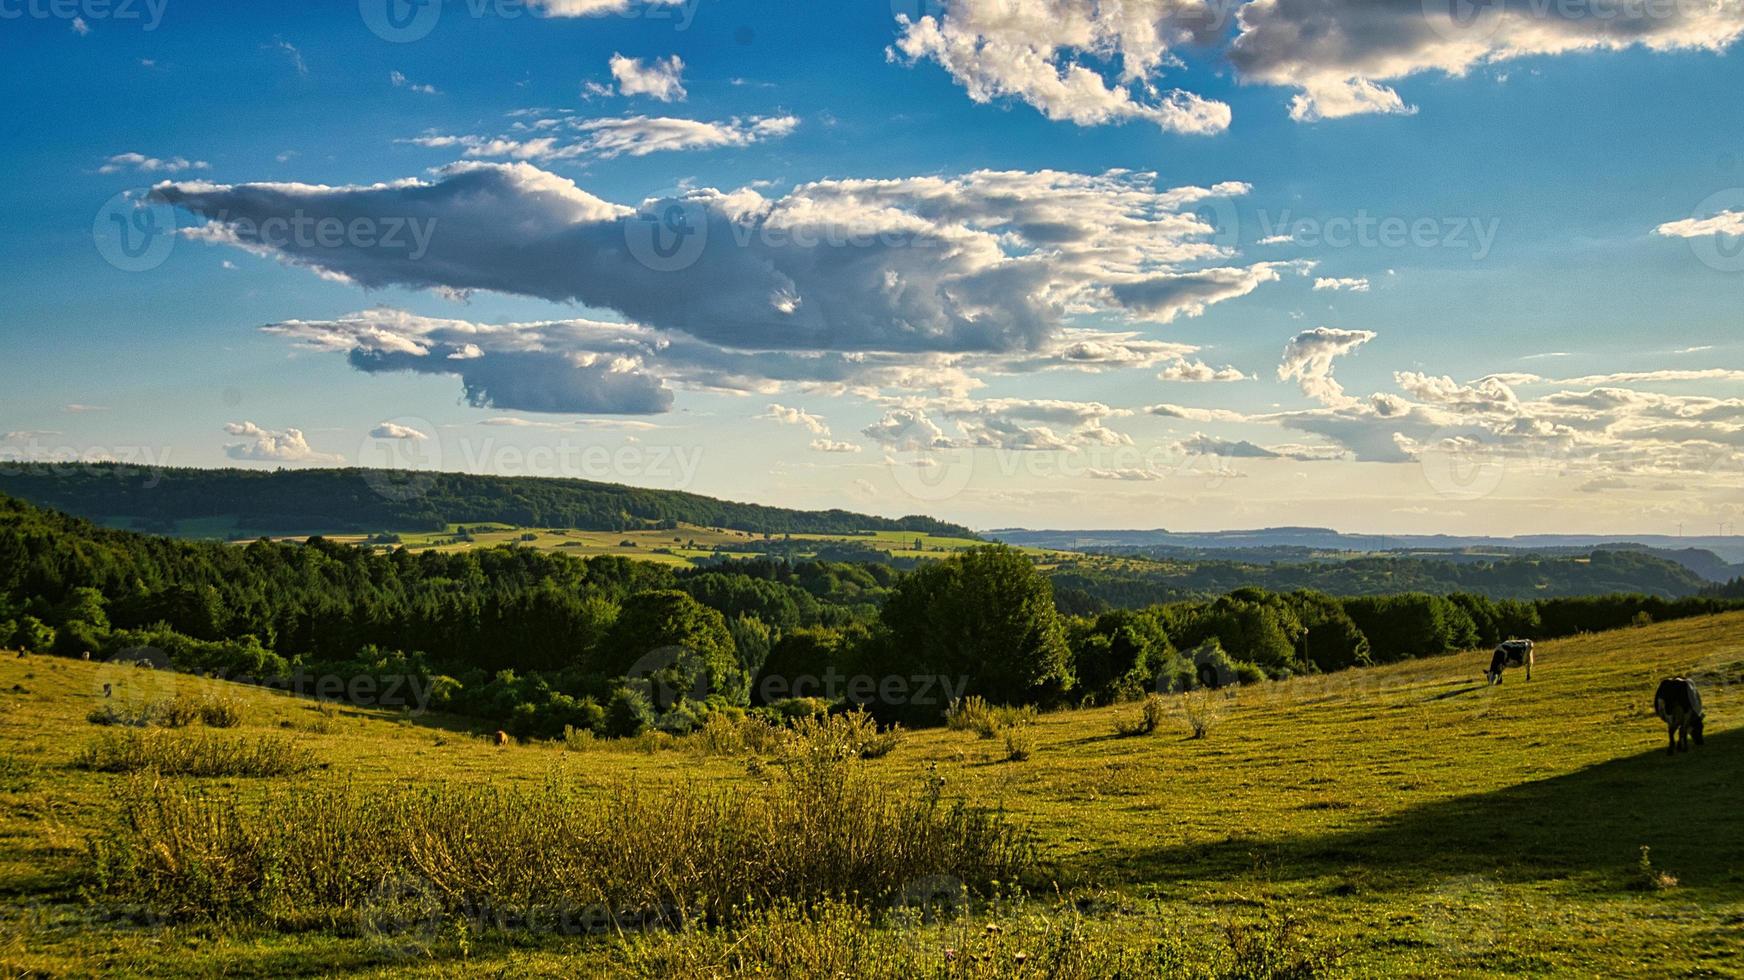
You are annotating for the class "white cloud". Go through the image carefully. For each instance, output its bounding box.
[99,152,209,174]
[889,0,1231,134]
[1157,357,1247,383]
[407,113,797,160]
[71,16,90,35]
[390,71,439,95]
[1656,210,1744,239]
[810,439,863,453]
[1231,0,1744,122]
[369,421,427,440]
[156,164,1281,361]
[760,403,831,435]
[223,422,342,464]
[1313,276,1369,292]
[609,53,687,101]
[1278,327,1376,406]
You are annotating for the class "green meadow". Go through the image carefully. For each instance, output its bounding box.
[0,614,1740,977]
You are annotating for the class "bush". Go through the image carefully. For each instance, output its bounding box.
[1114,693,1169,738]
[154,696,201,729]
[945,696,1037,739]
[1002,727,1035,762]
[198,696,245,728]
[605,685,655,739]
[74,730,311,777]
[781,708,904,763]
[87,704,155,728]
[1181,690,1222,740]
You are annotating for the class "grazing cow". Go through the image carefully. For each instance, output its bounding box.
[494,729,510,747]
[1653,678,1705,756]
[1485,639,1534,685]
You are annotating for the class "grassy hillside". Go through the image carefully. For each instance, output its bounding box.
[1,614,1740,976]
[0,463,975,538]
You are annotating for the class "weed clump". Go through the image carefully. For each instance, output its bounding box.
[73,730,311,777]
[1114,694,1169,738]
[946,696,1037,739]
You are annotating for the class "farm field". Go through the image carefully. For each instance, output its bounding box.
[271,522,1010,566]
[0,614,1740,977]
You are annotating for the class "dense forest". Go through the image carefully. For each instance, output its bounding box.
[0,463,974,537]
[1047,549,1715,610]
[4,492,1737,739]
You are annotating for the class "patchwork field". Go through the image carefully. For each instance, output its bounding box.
[0,615,1740,976]
[263,522,1000,566]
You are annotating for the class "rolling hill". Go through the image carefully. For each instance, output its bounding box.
[0,462,974,539]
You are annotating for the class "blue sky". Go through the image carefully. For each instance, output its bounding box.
[2,0,1742,534]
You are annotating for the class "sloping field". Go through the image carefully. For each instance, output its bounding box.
[0,614,1739,976]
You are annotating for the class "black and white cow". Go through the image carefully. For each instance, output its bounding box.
[1485,639,1534,685]
[1653,678,1705,756]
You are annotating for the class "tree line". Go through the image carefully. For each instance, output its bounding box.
[4,492,1736,740]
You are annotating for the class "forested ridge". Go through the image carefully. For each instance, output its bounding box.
[0,462,974,537]
[4,492,1737,741]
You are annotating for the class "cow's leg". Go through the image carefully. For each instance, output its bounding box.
[1668,721,1678,756]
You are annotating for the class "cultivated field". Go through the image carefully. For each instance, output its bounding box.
[273,522,1000,566]
[0,615,1740,976]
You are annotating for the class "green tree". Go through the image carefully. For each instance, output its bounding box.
[874,545,1073,709]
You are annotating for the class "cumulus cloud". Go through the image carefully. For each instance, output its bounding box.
[609,53,687,101]
[1157,357,1247,382]
[1278,327,1376,406]
[1313,276,1369,292]
[155,163,1277,359]
[223,422,342,464]
[888,0,1232,134]
[1109,262,1313,322]
[1230,0,1744,122]
[760,403,831,435]
[1656,210,1744,239]
[99,152,209,174]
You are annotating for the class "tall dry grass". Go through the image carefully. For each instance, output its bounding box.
[89,741,1031,932]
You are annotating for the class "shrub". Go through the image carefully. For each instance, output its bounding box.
[74,730,312,777]
[605,685,655,738]
[87,704,155,728]
[154,696,201,729]
[945,696,1037,739]
[781,708,904,764]
[1629,846,1678,892]
[1233,663,1267,686]
[1115,693,1169,738]
[90,753,1033,930]
[1181,690,1222,740]
[198,696,245,729]
[1002,727,1035,762]
[561,724,596,751]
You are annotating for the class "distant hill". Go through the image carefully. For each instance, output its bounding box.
[0,463,975,539]
[994,527,1744,580]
